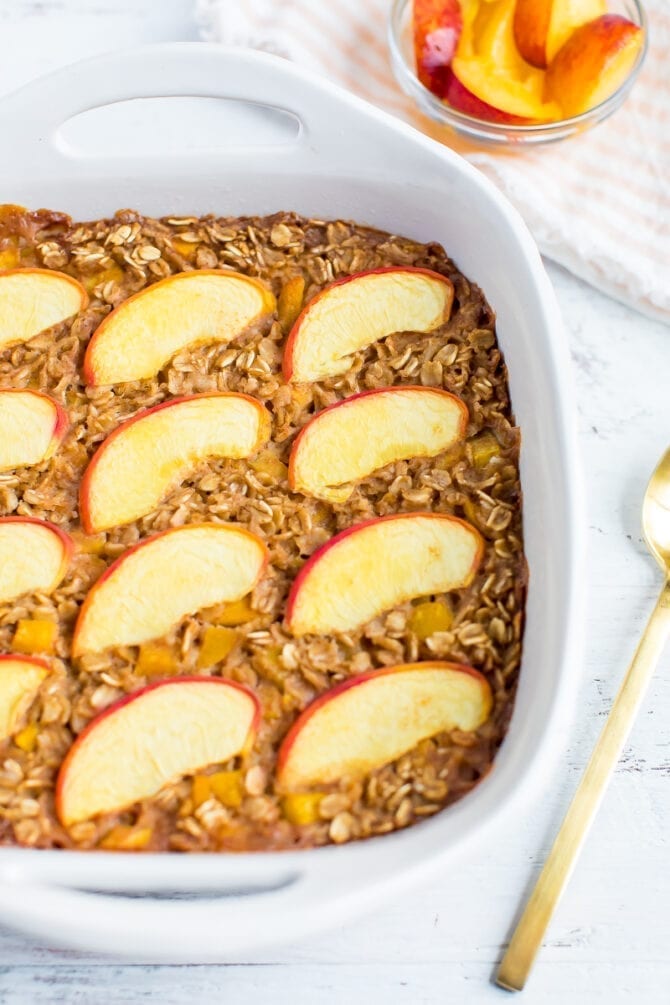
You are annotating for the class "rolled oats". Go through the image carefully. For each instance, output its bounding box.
[0,208,524,853]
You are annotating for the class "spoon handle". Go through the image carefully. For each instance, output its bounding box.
[496,580,670,992]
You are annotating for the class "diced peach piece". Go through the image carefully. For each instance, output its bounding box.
[286,513,482,636]
[0,203,27,221]
[0,248,19,270]
[99,825,153,851]
[277,661,492,789]
[0,655,50,742]
[83,270,275,386]
[514,0,606,68]
[0,390,68,472]
[469,430,500,468]
[197,626,240,669]
[408,600,453,639]
[191,774,212,808]
[546,14,644,117]
[72,524,268,658]
[56,677,261,825]
[136,642,180,678]
[192,769,246,808]
[0,518,72,604]
[414,0,464,95]
[283,268,453,383]
[277,276,305,333]
[0,269,87,351]
[209,769,245,808]
[213,596,258,627]
[250,450,289,483]
[12,619,58,655]
[14,721,38,752]
[281,792,324,825]
[435,442,465,469]
[80,393,270,533]
[171,239,198,261]
[71,530,107,556]
[289,386,467,503]
[83,262,125,294]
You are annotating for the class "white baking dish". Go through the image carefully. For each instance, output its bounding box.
[0,44,584,961]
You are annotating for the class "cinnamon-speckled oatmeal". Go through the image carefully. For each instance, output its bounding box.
[0,205,524,852]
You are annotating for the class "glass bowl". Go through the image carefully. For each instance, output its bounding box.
[388,0,648,146]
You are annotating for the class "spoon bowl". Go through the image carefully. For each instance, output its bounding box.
[642,448,670,572]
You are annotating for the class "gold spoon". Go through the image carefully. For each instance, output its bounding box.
[497,447,670,992]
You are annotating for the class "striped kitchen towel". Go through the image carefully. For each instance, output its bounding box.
[197,0,670,324]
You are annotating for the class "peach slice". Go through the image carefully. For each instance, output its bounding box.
[277,661,492,789]
[83,270,276,386]
[0,269,88,351]
[449,0,561,121]
[414,0,464,94]
[71,524,268,657]
[0,518,72,604]
[441,0,535,123]
[546,14,644,117]
[0,655,50,742]
[0,390,68,472]
[514,0,606,69]
[56,677,260,825]
[289,387,467,503]
[80,393,271,533]
[285,513,482,636]
[283,267,454,383]
[449,56,561,119]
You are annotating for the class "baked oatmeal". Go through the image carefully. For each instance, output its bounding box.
[0,205,524,852]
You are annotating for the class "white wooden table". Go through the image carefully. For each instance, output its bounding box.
[0,2,668,1002]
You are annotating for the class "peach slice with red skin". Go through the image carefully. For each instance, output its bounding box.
[546,15,644,117]
[0,268,88,351]
[83,269,276,386]
[414,0,464,95]
[0,517,72,604]
[71,523,268,658]
[79,393,271,533]
[0,655,50,742]
[449,0,561,121]
[0,390,68,472]
[56,677,260,826]
[283,267,454,383]
[285,513,483,636]
[514,0,606,69]
[289,386,468,503]
[277,661,492,790]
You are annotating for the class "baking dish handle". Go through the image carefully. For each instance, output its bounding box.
[0,43,384,169]
[0,867,367,959]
